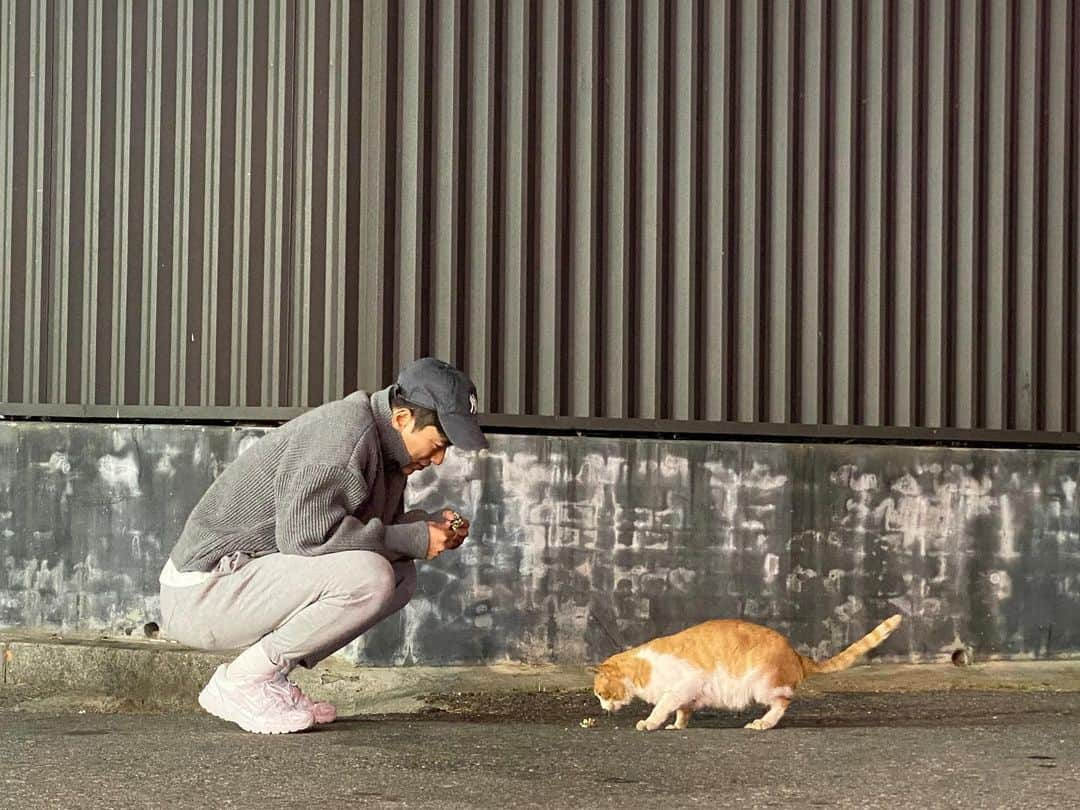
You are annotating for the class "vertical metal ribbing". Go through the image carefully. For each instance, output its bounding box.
[327,0,349,404]
[941,0,960,428]
[918,5,944,428]
[201,0,221,407]
[669,0,695,421]
[1009,0,1037,431]
[84,0,103,406]
[952,0,977,429]
[737,0,760,423]
[786,0,805,424]
[752,0,772,424]
[634,0,659,419]
[182,0,208,407]
[765,0,790,425]
[380,0,400,384]
[1002,0,1020,429]
[463,0,493,404]
[499,0,527,414]
[972,0,990,429]
[153,0,177,408]
[244,0,268,409]
[846,0,865,426]
[0,0,13,400]
[396,0,423,367]
[356,0,388,392]
[447,0,468,379]
[816,0,834,425]
[600,0,627,418]
[305,0,320,404]
[704,0,726,420]
[172,0,192,407]
[26,0,48,404]
[6,0,27,404]
[488,0,507,413]
[261,0,280,407]
[1031,0,1048,431]
[140,2,159,404]
[1066,0,1080,431]
[121,0,144,407]
[876,0,894,427]
[93,0,117,405]
[292,0,312,407]
[721,0,740,422]
[48,0,70,404]
[305,0,331,404]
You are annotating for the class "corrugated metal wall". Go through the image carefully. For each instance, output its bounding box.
[0,0,351,414]
[1,0,1078,435]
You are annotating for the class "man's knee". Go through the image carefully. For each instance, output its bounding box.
[329,551,397,607]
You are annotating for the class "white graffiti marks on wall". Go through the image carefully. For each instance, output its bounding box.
[1,423,1077,665]
[355,438,1080,665]
[0,424,260,635]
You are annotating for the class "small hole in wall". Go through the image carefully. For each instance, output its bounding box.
[951,648,973,667]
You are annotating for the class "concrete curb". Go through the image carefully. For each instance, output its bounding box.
[3,632,1080,716]
[0,633,592,715]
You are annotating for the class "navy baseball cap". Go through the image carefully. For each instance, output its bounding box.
[395,357,488,451]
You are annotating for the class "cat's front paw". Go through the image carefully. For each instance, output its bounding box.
[635,720,649,732]
[744,719,770,731]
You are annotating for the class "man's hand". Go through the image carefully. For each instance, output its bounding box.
[425,510,470,560]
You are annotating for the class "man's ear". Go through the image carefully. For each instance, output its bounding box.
[390,407,412,432]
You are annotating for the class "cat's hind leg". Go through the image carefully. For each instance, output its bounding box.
[744,697,790,731]
[664,707,693,730]
[635,692,683,732]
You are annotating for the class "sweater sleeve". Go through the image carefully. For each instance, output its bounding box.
[396,506,435,524]
[274,464,429,560]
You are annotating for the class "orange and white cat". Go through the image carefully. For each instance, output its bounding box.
[592,614,902,731]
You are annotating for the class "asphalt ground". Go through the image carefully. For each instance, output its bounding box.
[3,688,1078,809]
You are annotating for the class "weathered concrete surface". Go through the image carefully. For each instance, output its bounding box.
[4,633,1080,718]
[2,692,1078,809]
[2,421,1079,665]
[0,632,592,715]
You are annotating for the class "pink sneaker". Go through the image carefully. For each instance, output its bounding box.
[273,673,337,724]
[198,665,314,734]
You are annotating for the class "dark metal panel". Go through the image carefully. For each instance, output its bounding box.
[1,0,1078,444]
[7,0,32,404]
[1067,0,1080,432]
[600,0,628,420]
[496,0,526,415]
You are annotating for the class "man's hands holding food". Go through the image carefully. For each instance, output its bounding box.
[425,509,470,560]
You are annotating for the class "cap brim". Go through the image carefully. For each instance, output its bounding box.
[440,412,488,451]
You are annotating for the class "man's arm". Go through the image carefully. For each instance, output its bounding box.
[274,464,429,560]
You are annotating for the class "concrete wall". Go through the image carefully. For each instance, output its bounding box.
[1,421,1077,665]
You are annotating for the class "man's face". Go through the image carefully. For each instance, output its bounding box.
[392,409,450,475]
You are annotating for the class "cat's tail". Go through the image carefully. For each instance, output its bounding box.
[803,614,903,675]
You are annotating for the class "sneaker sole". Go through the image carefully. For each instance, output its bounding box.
[198,681,314,735]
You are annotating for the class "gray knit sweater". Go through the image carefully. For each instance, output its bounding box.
[169,387,431,572]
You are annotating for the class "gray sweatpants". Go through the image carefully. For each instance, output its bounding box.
[159,549,417,672]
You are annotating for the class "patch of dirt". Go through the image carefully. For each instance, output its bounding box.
[421,688,598,724]
[414,688,1080,729]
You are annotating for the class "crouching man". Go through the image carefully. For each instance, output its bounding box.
[158,357,487,734]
